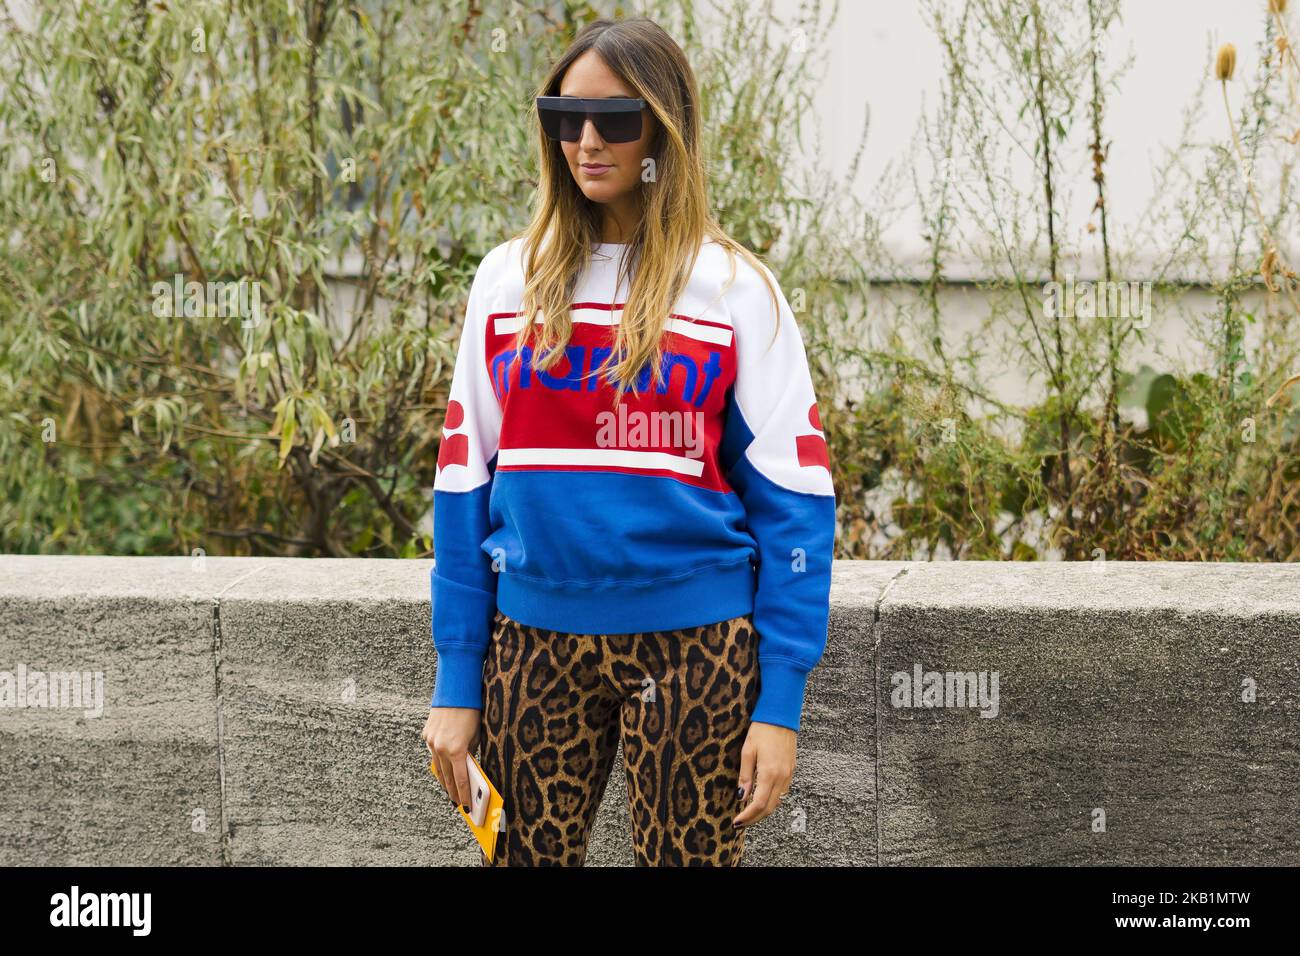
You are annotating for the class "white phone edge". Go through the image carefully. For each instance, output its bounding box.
[465,754,490,828]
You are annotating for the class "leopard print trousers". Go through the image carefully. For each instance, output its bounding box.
[477,609,761,866]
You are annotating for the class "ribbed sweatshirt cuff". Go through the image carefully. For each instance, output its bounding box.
[429,644,488,710]
[752,657,812,732]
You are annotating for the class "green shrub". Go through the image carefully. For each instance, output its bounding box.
[2,0,1299,561]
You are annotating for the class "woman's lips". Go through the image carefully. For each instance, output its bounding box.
[581,163,612,177]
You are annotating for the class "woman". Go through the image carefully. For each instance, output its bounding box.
[420,16,836,866]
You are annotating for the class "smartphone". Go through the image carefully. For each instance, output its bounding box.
[465,755,490,828]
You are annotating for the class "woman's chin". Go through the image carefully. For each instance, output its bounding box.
[577,182,623,203]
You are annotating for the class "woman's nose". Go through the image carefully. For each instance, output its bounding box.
[578,116,604,150]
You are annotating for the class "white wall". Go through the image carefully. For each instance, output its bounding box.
[784,0,1281,276]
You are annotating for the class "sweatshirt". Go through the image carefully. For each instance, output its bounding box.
[428,236,836,731]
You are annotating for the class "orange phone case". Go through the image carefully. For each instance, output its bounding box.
[430,751,505,862]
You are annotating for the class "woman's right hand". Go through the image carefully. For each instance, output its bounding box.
[421,707,482,808]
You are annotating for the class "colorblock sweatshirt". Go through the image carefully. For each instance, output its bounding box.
[429,236,836,732]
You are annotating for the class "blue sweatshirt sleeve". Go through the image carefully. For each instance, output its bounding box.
[429,248,505,709]
[720,258,837,732]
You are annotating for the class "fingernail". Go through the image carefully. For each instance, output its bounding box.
[736,786,745,799]
[460,804,468,812]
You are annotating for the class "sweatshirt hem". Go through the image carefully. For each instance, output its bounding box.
[496,560,756,634]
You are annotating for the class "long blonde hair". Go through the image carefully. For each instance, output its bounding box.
[510,17,782,401]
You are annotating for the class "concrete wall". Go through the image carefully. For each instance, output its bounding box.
[0,555,1296,866]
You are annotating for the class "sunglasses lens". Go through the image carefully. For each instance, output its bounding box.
[539,104,643,143]
[565,114,591,141]
[539,108,577,142]
[595,110,642,143]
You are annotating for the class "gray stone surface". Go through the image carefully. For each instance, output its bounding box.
[214,558,442,865]
[1,555,1296,865]
[876,561,1300,865]
[0,556,261,865]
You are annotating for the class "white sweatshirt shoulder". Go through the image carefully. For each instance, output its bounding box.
[713,246,834,498]
[433,240,519,493]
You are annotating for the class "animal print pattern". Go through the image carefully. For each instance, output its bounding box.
[477,609,761,866]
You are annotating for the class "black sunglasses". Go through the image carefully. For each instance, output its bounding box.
[536,96,647,144]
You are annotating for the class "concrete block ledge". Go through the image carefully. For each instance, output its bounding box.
[0,555,1296,865]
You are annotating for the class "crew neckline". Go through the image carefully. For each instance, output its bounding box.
[591,242,630,263]
[591,236,716,255]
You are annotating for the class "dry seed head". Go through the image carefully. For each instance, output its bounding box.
[1261,247,1281,292]
[1216,43,1237,81]
[1265,372,1300,408]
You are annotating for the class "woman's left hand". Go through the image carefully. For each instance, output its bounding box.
[733,720,797,829]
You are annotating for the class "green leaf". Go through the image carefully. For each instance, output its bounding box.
[278,404,297,466]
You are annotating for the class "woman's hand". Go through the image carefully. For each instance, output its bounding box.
[732,720,797,829]
[421,707,482,808]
